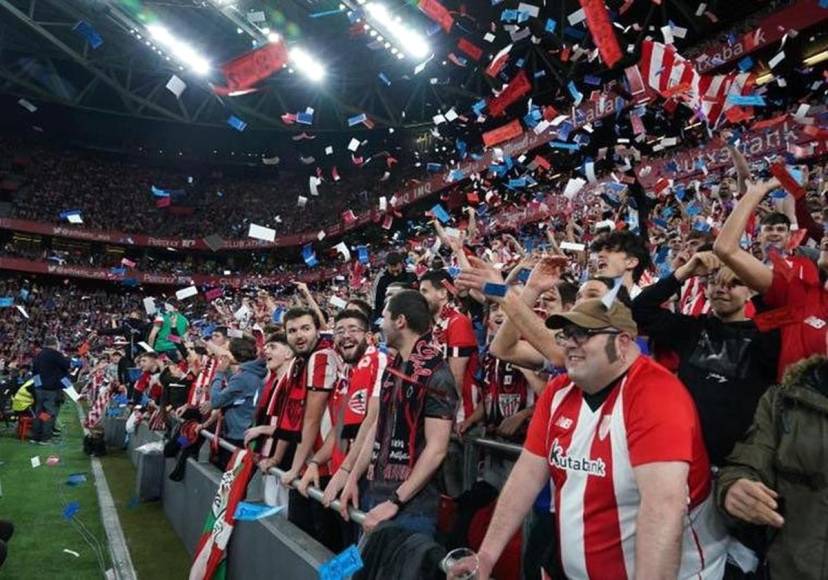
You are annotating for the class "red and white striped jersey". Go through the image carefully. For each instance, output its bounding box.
[525,356,728,579]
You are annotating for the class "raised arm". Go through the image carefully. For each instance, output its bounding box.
[713,178,780,294]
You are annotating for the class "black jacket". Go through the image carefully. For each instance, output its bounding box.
[632,274,780,465]
[32,347,71,391]
[355,524,445,580]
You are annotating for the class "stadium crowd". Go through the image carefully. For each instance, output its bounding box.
[2,134,413,239]
[1,128,826,578]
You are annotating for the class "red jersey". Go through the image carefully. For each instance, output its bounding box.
[482,355,533,433]
[524,356,727,578]
[265,340,340,472]
[763,269,828,380]
[330,349,388,473]
[432,304,480,423]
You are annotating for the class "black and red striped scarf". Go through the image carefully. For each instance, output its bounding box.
[370,332,445,483]
[270,337,334,442]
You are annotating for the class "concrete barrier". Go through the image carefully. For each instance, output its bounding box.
[109,422,333,576]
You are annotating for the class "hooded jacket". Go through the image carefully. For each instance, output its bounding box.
[716,356,828,580]
[211,359,267,441]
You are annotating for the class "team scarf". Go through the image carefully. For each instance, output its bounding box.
[189,448,255,580]
[270,337,334,442]
[188,356,218,407]
[370,333,446,482]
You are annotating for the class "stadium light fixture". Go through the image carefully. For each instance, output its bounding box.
[362,2,430,59]
[289,47,326,82]
[146,24,211,76]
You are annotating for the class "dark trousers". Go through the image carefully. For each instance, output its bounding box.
[31,389,60,442]
[289,476,344,553]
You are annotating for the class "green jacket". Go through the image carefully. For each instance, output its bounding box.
[715,356,828,580]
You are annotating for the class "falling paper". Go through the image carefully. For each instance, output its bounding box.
[166,75,187,98]
[31,456,41,469]
[347,138,361,152]
[142,297,156,316]
[16,305,29,319]
[248,223,276,242]
[18,98,37,113]
[175,286,198,301]
[563,177,586,199]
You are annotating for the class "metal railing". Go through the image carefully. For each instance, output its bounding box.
[195,427,368,525]
[190,427,522,527]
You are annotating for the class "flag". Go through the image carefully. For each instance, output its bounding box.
[638,40,754,127]
[189,449,255,580]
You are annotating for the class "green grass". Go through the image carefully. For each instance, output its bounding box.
[0,406,191,579]
[98,450,190,579]
[0,410,111,579]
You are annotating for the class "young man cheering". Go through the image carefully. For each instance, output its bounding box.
[338,290,457,536]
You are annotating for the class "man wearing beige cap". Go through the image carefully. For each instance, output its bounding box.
[455,257,728,579]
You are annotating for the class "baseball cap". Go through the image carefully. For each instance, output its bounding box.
[545,299,638,336]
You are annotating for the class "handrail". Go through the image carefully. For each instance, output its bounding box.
[194,427,368,525]
[466,436,523,457]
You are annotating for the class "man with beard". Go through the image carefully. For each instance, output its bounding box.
[457,261,728,579]
[296,309,388,545]
[338,290,457,536]
[256,308,341,550]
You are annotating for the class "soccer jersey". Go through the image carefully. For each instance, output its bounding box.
[762,269,828,380]
[524,356,728,579]
[432,304,480,423]
[482,355,533,434]
[330,349,388,473]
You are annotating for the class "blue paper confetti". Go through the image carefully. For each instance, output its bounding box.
[0,298,13,308]
[357,246,369,264]
[347,113,368,127]
[227,115,247,132]
[234,501,284,521]
[430,204,450,224]
[66,474,87,486]
[737,57,754,72]
[545,18,557,33]
[302,245,318,268]
[63,501,80,520]
[73,21,103,49]
[726,94,765,106]
[320,545,364,580]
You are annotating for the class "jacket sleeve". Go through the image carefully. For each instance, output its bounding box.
[58,353,71,373]
[715,387,780,513]
[631,274,697,349]
[210,371,228,406]
[211,372,253,409]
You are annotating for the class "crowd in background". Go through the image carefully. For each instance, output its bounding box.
[1,132,826,578]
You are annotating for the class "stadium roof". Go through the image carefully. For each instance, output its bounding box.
[0,0,777,135]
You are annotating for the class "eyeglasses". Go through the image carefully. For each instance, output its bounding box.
[554,326,621,347]
[334,325,367,337]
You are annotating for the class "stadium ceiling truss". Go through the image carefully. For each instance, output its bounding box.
[0,0,770,132]
[0,0,492,131]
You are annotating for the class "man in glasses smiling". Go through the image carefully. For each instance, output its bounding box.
[458,258,728,578]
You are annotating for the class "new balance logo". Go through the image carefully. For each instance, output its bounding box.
[549,439,606,477]
[555,416,574,429]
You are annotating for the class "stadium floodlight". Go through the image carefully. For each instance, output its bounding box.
[289,47,326,82]
[363,2,430,59]
[146,24,211,76]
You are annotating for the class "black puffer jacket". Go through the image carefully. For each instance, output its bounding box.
[355,525,446,580]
